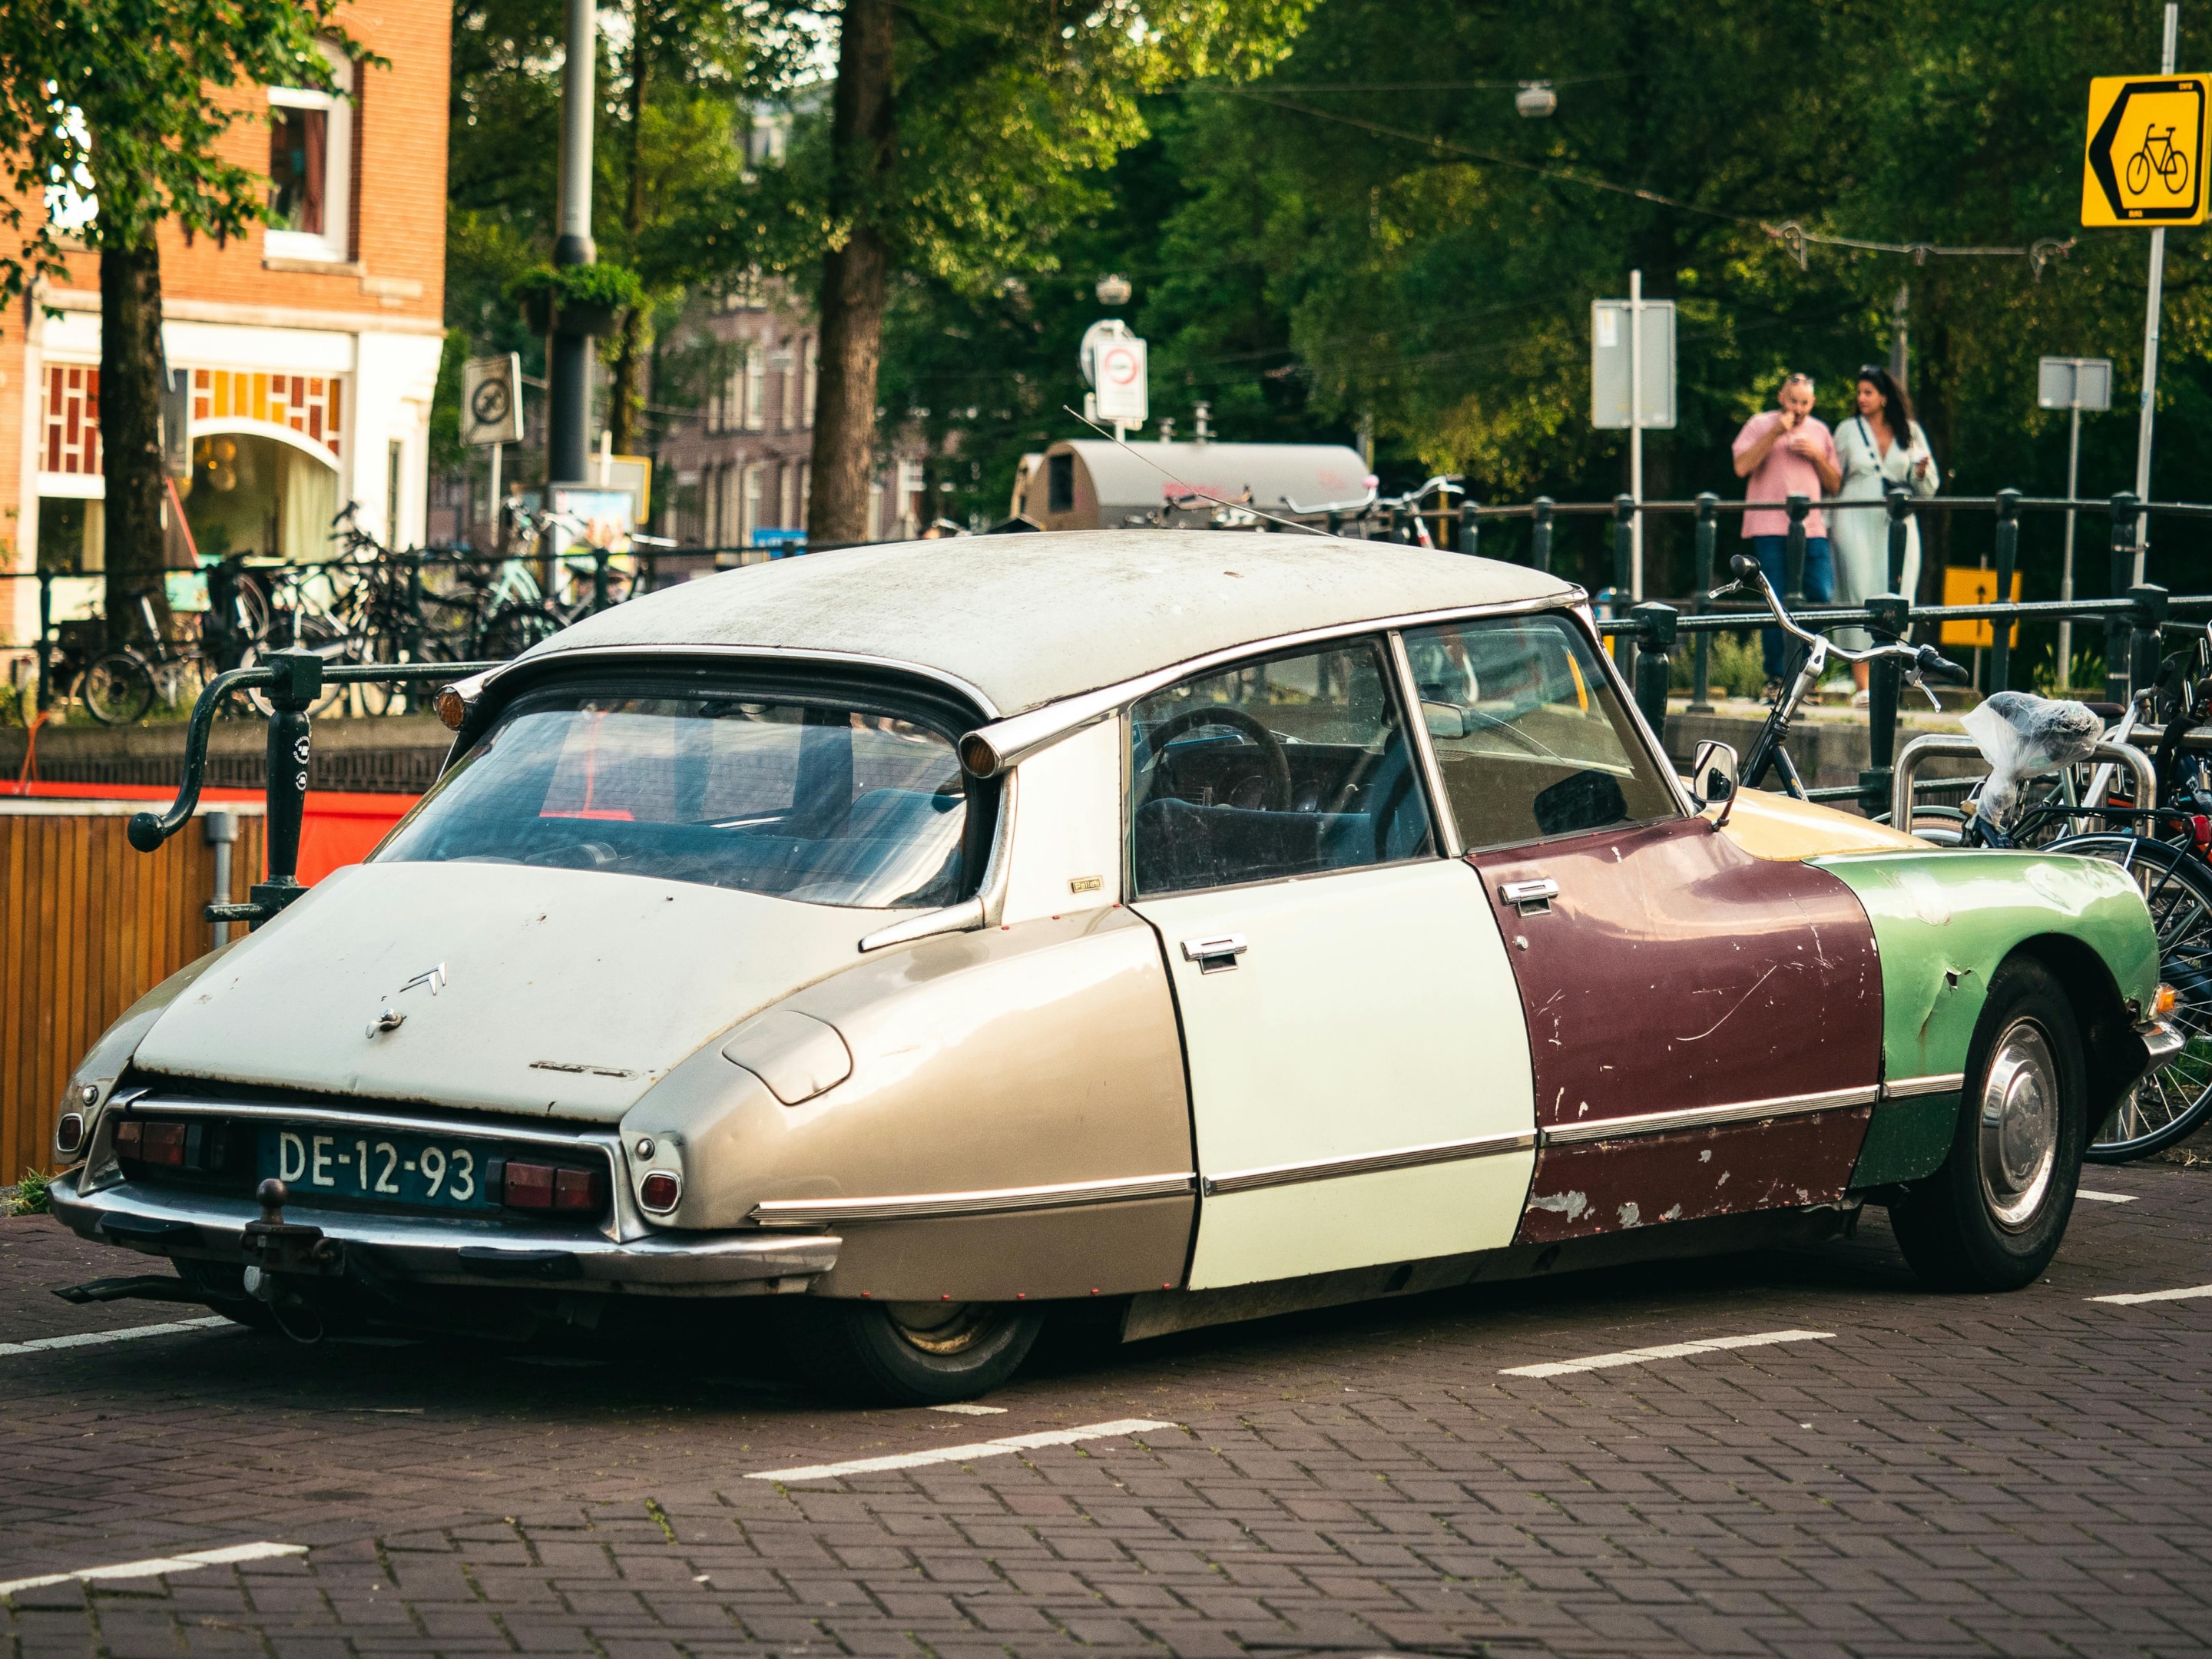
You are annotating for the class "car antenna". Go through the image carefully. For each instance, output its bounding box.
[1060,406,1334,538]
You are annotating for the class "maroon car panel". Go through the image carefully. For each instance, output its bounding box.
[1515,1108,1876,1242]
[1470,815,1883,1243]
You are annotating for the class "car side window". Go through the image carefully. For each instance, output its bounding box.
[1402,614,1679,851]
[1128,637,1435,896]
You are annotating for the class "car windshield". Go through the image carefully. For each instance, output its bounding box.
[373,691,970,909]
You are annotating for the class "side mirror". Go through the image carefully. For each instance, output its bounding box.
[1689,740,1739,811]
[1422,700,1471,741]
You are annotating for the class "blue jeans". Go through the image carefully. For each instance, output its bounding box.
[1750,535,1833,680]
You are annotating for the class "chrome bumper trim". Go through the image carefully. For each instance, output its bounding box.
[51,1176,839,1293]
[1202,1133,1535,1197]
[1881,1072,1967,1100]
[1543,1084,1880,1147]
[2141,1022,2187,1065]
[751,1171,1195,1225]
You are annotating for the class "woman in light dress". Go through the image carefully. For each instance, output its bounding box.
[1830,364,1939,700]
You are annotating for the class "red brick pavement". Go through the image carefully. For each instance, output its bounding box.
[2,1167,2209,1658]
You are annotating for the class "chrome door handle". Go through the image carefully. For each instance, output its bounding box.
[1498,877,1559,915]
[1181,934,1248,974]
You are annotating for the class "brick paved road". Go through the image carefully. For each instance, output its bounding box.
[4,1169,2210,1659]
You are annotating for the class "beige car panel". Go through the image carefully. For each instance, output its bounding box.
[813,1195,1194,1302]
[620,906,1197,1296]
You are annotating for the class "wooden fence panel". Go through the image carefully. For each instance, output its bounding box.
[0,807,264,1186]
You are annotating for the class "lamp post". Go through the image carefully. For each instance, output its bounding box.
[548,0,598,484]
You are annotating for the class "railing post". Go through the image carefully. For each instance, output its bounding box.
[1459,500,1479,558]
[1612,494,1634,598]
[1886,486,1911,596]
[1860,592,1910,816]
[1991,488,2020,694]
[592,547,611,613]
[35,569,53,712]
[1631,601,1677,737]
[1784,494,1810,604]
[1531,497,1555,575]
[1326,510,1341,539]
[2129,583,2169,704]
[249,648,323,929]
[1689,493,1718,713]
[2108,492,2140,703]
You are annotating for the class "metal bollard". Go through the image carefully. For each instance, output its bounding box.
[2108,493,2140,703]
[1459,501,1479,558]
[35,569,53,713]
[1531,497,1555,575]
[1860,593,1910,816]
[1612,495,1635,600]
[1991,488,2020,694]
[2129,584,2169,704]
[204,810,238,949]
[1630,601,1677,737]
[1783,495,1810,604]
[1886,487,1911,597]
[1689,494,1717,713]
[247,649,323,929]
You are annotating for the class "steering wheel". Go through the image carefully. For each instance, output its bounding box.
[1137,706,1293,813]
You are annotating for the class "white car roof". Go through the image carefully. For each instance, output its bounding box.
[524,529,1581,717]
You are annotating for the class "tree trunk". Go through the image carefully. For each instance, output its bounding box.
[805,0,895,546]
[608,12,650,457]
[100,237,171,647]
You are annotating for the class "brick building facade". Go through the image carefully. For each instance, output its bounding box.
[1,0,449,662]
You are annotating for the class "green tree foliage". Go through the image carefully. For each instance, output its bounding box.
[0,0,352,637]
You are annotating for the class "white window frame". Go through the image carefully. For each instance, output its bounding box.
[263,47,355,265]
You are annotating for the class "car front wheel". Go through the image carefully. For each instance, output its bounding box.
[1889,958,2087,1291]
[797,1300,1045,1406]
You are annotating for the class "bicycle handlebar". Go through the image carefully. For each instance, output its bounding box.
[1717,552,1940,670]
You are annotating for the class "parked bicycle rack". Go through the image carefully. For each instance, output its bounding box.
[122,649,495,928]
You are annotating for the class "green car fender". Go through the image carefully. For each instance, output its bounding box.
[1811,849,2161,1188]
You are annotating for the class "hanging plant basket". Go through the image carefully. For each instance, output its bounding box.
[507,263,644,339]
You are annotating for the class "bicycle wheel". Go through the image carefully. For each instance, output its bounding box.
[2044,833,2212,1161]
[80,651,155,725]
[479,601,561,660]
[2128,149,2152,194]
[2164,148,2190,196]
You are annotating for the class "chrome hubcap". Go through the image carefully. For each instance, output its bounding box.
[1978,1019,2059,1231]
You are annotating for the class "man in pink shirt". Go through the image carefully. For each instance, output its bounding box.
[1731,373,1843,687]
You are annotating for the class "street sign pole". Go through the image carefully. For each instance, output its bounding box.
[1629,270,1643,601]
[2134,0,2181,582]
[2038,356,2112,692]
[488,442,503,550]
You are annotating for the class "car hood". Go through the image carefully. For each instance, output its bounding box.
[131,860,876,1121]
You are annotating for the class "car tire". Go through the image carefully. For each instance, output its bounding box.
[794,1300,1045,1406]
[1889,957,2087,1292]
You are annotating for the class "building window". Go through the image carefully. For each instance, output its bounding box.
[42,365,101,476]
[743,351,767,432]
[191,368,344,459]
[803,340,817,428]
[742,462,763,542]
[797,462,810,530]
[1048,452,1075,513]
[777,462,796,530]
[387,439,406,541]
[264,48,354,265]
[775,346,799,430]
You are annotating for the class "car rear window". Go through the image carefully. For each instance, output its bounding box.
[373,692,969,909]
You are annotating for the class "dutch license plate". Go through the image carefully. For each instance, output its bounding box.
[258,1124,504,1211]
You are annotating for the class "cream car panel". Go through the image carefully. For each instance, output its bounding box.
[134,861,875,1120]
[1132,857,1536,1290]
[999,716,1124,923]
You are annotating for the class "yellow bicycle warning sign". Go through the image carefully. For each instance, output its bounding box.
[2084,74,2210,226]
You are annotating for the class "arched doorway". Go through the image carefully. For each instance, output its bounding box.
[180,426,339,562]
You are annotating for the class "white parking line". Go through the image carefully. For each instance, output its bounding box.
[2088,1283,2212,1306]
[0,1542,304,1599]
[0,1316,230,1357]
[748,1417,1175,1482]
[2077,1190,2138,1204]
[1500,1328,1836,1379]
[929,1402,1007,1416]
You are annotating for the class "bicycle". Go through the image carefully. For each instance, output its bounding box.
[2128,122,2191,197]
[78,585,250,726]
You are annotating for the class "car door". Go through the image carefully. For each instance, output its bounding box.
[1402,613,1884,1243]
[1125,633,1538,1291]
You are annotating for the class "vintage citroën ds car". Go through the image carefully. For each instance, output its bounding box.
[47,533,2172,1401]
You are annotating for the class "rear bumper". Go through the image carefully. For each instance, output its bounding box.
[2141,1020,2186,1066]
[50,1174,839,1296]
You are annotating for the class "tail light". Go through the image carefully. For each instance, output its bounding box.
[2190,816,2210,856]
[639,1171,680,1212]
[498,1160,608,1212]
[118,1121,188,1167]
